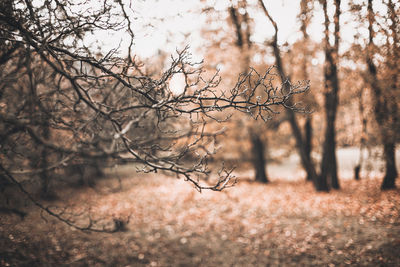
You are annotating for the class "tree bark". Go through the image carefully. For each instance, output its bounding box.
[381,141,397,190]
[299,1,314,182]
[251,133,268,183]
[304,116,313,181]
[318,0,341,190]
[354,87,367,181]
[287,109,318,185]
[367,0,398,190]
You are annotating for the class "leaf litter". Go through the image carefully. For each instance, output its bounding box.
[1,173,399,266]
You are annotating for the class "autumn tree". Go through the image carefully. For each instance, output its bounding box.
[298,0,315,181]
[258,0,344,191]
[0,0,306,229]
[317,0,341,190]
[228,1,269,183]
[366,0,399,189]
[200,0,277,183]
[258,0,319,187]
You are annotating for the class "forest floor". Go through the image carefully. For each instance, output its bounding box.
[1,168,400,266]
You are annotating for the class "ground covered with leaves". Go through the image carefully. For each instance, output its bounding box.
[1,170,400,266]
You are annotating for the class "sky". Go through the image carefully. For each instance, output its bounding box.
[88,0,386,65]
[84,0,375,94]
[93,0,308,59]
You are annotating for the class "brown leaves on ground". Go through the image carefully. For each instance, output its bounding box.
[1,173,400,266]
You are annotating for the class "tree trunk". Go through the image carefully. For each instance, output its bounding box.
[230,3,268,183]
[354,87,367,181]
[299,0,314,182]
[354,165,361,181]
[381,142,397,190]
[318,0,341,191]
[287,109,318,184]
[251,133,268,183]
[319,93,339,190]
[304,116,313,181]
[367,0,398,190]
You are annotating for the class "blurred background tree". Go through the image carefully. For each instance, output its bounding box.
[365,0,399,189]
[199,0,398,191]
